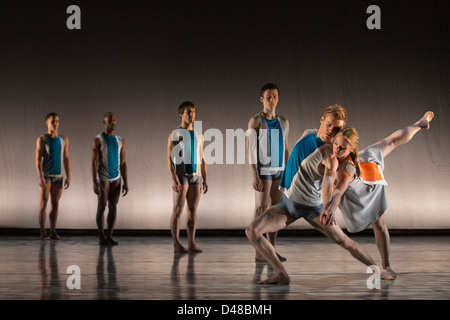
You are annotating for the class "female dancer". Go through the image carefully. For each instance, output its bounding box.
[321,111,434,280]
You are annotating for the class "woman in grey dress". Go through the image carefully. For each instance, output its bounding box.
[320,111,434,280]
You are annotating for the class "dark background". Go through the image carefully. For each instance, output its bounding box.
[0,0,448,230]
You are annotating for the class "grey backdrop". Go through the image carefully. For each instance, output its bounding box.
[0,0,449,231]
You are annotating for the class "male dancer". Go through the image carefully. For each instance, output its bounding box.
[92,112,129,246]
[247,83,289,261]
[36,112,70,240]
[167,101,208,253]
[246,105,377,285]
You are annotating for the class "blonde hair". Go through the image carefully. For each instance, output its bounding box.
[339,127,361,177]
[323,104,347,122]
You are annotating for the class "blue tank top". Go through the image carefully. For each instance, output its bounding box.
[40,135,65,177]
[265,118,284,168]
[171,128,202,176]
[97,133,122,182]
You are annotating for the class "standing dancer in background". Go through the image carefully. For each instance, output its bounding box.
[36,112,71,240]
[92,112,129,246]
[321,111,435,280]
[247,83,289,261]
[168,101,208,253]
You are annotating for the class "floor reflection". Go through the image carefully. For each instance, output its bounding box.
[170,253,198,300]
[38,241,66,300]
[96,246,119,299]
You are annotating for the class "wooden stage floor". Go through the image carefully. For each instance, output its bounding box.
[0,233,449,301]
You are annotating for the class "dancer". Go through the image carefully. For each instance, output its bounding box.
[320,111,435,280]
[36,112,71,240]
[246,104,378,285]
[247,83,289,261]
[92,112,129,246]
[167,101,208,253]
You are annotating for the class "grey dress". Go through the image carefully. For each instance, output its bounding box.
[338,145,389,233]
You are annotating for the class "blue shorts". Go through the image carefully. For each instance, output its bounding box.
[259,170,283,181]
[275,193,323,221]
[177,174,203,185]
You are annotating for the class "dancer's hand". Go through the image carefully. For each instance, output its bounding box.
[64,177,70,189]
[122,182,129,196]
[202,180,208,194]
[172,178,182,193]
[320,207,335,227]
[38,176,46,189]
[93,181,103,195]
[252,175,263,192]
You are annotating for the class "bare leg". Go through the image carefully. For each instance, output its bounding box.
[96,183,110,246]
[106,181,121,246]
[246,206,293,284]
[373,111,434,158]
[308,217,376,267]
[186,184,202,253]
[38,184,51,240]
[171,184,189,253]
[49,182,63,240]
[372,217,396,280]
[254,179,285,261]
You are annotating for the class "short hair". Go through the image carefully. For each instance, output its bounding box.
[260,83,280,97]
[103,112,115,119]
[323,104,347,122]
[178,101,196,115]
[45,112,59,121]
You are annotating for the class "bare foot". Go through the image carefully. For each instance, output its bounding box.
[258,271,290,285]
[174,244,189,253]
[381,266,397,280]
[99,237,108,246]
[106,237,119,246]
[416,111,434,129]
[41,235,50,240]
[188,245,203,253]
[49,233,62,240]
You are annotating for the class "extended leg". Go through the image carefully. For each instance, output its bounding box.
[308,217,376,267]
[373,111,434,158]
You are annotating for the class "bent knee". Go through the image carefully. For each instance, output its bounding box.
[245,225,259,242]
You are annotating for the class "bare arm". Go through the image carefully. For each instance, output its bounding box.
[167,132,181,193]
[120,139,128,196]
[63,137,71,189]
[35,137,46,188]
[92,137,102,195]
[320,157,354,226]
[246,116,263,192]
[284,118,290,166]
[201,134,208,194]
